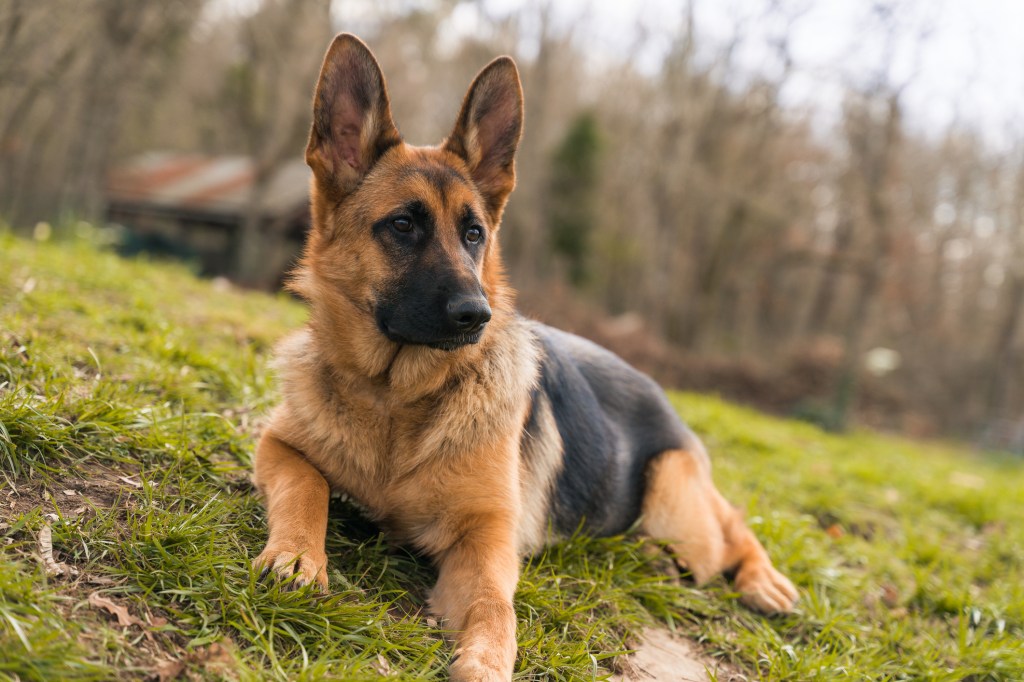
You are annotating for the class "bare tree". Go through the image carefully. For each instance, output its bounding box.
[0,0,201,224]
[229,0,332,286]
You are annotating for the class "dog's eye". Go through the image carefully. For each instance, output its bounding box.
[465,226,483,244]
[391,217,413,233]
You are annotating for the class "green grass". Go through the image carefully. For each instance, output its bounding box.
[1,230,1022,680]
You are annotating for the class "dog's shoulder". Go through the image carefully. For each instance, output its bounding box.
[263,328,362,461]
[270,327,317,383]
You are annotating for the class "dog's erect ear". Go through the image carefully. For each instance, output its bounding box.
[444,57,524,224]
[306,34,401,197]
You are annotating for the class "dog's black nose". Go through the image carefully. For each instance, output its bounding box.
[447,294,492,333]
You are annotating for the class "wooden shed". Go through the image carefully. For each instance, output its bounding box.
[106,152,311,289]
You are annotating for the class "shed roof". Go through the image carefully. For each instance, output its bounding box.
[107,152,311,218]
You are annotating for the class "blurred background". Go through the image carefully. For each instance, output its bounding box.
[2,0,1023,448]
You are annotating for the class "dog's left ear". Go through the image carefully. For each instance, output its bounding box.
[444,57,524,224]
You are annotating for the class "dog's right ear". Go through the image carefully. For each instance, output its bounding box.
[305,34,401,198]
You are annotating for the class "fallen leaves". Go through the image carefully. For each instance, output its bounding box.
[86,591,240,681]
[88,592,149,629]
[153,659,186,682]
[151,641,237,682]
[87,592,167,643]
[82,588,237,681]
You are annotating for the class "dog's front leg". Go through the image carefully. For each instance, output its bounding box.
[252,431,330,590]
[431,513,520,682]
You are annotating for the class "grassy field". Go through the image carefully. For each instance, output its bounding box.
[1,230,1022,681]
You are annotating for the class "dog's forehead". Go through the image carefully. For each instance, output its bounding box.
[356,147,470,217]
[360,146,482,223]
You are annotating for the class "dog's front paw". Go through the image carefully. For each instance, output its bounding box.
[449,646,512,682]
[734,560,798,614]
[254,546,328,592]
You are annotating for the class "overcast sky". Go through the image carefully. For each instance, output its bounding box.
[467,0,1024,149]
[216,0,1024,150]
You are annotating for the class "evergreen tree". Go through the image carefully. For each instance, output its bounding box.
[547,111,602,287]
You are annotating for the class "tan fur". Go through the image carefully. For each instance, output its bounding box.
[252,432,330,590]
[514,393,565,553]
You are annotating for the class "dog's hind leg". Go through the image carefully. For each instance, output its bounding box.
[641,442,798,613]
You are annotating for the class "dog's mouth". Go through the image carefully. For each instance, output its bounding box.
[425,333,484,350]
[381,325,484,351]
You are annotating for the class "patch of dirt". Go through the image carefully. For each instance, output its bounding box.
[3,460,141,521]
[613,627,742,682]
[3,461,204,679]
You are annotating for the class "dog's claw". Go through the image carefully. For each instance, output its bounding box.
[254,547,329,592]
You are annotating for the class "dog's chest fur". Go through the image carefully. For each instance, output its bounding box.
[265,316,543,552]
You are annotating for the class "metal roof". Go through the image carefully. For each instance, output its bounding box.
[106,152,311,218]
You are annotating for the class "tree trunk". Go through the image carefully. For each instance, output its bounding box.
[807,215,856,334]
[984,273,1024,420]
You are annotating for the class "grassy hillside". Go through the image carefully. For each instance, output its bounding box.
[1,232,1022,681]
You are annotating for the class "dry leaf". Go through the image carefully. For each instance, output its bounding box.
[150,640,237,681]
[39,525,77,577]
[83,574,118,586]
[881,583,901,608]
[153,659,185,682]
[119,475,143,488]
[825,524,845,539]
[88,592,148,632]
[194,641,237,677]
[373,653,392,676]
[62,489,77,497]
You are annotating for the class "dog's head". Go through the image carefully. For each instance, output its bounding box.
[294,34,522,355]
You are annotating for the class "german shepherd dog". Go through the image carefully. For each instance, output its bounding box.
[253,33,798,680]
